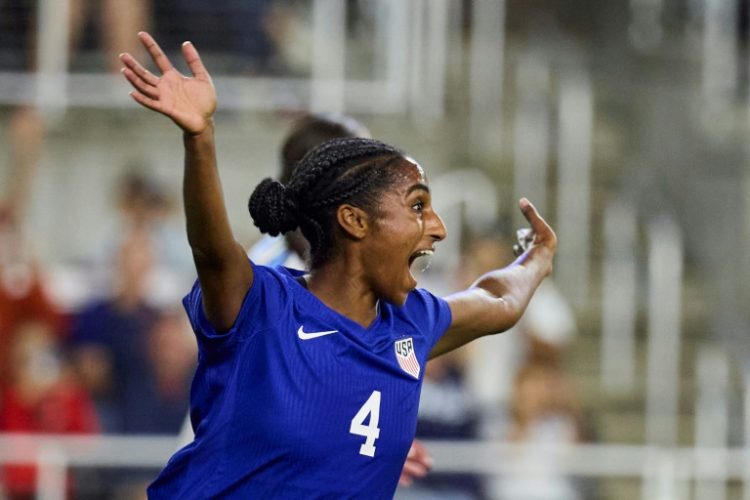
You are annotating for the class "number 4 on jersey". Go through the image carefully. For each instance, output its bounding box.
[350,390,381,457]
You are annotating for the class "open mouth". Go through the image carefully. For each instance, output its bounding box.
[409,249,435,273]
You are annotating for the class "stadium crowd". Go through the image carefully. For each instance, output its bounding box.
[0,2,593,498]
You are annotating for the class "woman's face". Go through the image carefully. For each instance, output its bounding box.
[363,158,446,305]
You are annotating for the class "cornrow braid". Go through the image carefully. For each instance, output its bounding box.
[305,163,382,210]
[248,137,408,268]
[290,138,400,196]
[248,178,299,236]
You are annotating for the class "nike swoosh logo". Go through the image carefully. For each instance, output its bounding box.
[297,326,339,340]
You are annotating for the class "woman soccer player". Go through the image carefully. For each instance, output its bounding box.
[119,32,556,499]
[174,112,433,486]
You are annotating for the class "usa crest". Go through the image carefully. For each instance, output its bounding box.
[394,338,420,379]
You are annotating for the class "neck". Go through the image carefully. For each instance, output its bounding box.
[305,259,378,328]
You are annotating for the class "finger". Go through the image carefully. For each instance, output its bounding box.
[119,52,160,86]
[402,459,429,478]
[411,439,426,454]
[121,67,159,99]
[138,31,173,73]
[181,41,208,79]
[409,440,433,469]
[128,90,162,113]
[398,473,413,487]
[519,197,550,234]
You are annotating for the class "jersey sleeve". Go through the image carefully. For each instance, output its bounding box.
[407,288,453,349]
[182,262,282,348]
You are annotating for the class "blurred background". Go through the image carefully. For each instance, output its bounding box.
[0,0,749,499]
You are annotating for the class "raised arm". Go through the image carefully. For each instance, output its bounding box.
[119,32,252,331]
[430,198,556,359]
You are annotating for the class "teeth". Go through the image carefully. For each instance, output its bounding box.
[413,249,434,258]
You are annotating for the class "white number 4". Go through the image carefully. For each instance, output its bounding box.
[350,390,381,457]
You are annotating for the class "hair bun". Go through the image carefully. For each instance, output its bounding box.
[248,178,300,236]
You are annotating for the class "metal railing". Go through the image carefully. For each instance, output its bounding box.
[0,0,463,118]
[1,434,749,500]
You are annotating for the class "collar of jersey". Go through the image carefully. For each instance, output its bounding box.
[279,266,391,350]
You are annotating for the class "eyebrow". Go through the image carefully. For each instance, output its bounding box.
[406,183,430,196]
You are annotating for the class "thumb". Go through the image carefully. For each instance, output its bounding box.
[519,197,539,225]
[518,197,552,236]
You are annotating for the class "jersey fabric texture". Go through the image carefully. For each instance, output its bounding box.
[148,262,452,499]
[175,235,304,447]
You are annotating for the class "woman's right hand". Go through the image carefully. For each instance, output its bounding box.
[119,32,216,136]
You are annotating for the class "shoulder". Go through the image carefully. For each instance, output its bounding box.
[182,263,303,345]
[390,288,451,332]
[185,263,292,311]
[377,288,453,359]
[403,287,449,313]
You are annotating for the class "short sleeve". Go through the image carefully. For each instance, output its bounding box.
[405,288,453,349]
[182,263,281,347]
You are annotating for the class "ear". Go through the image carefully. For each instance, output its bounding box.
[336,204,370,239]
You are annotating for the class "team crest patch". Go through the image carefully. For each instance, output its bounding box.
[394,338,420,379]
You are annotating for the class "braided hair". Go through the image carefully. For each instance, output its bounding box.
[248,137,405,268]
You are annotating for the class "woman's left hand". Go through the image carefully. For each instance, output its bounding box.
[119,32,216,136]
[517,197,557,275]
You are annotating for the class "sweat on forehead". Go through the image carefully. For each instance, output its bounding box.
[402,155,424,175]
[387,156,427,185]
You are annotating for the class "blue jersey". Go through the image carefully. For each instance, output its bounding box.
[148,263,452,499]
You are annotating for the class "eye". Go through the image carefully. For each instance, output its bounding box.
[412,200,424,213]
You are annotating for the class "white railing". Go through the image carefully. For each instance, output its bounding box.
[1,435,749,500]
[0,0,459,119]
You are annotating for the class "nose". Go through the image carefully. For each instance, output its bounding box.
[428,209,447,242]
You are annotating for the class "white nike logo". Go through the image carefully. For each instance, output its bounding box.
[297,326,339,340]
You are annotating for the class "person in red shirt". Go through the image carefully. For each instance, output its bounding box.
[0,205,67,384]
[0,321,99,499]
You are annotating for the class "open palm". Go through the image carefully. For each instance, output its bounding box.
[120,32,216,135]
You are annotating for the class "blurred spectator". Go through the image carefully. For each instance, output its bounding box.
[116,170,168,231]
[68,0,151,72]
[0,321,98,499]
[1,0,154,334]
[0,0,151,71]
[452,230,590,499]
[67,225,195,498]
[508,361,583,444]
[458,235,522,413]
[132,309,196,434]
[0,210,65,386]
[68,227,161,433]
[491,360,585,500]
[459,233,577,415]
[116,170,193,284]
[154,0,279,73]
[0,0,34,70]
[70,225,195,434]
[93,168,194,308]
[5,108,43,220]
[2,0,153,253]
[397,352,483,500]
[0,83,81,496]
